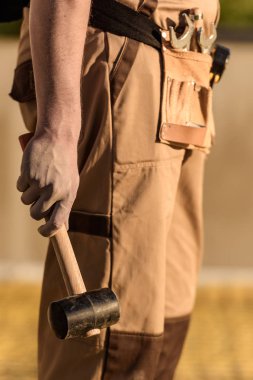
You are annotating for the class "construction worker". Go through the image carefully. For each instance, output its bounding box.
[10,0,221,379]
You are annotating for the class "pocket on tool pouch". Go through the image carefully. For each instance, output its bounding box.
[159,49,214,151]
[9,59,37,132]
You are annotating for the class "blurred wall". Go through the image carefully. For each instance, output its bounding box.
[204,41,253,267]
[0,37,252,272]
[0,38,47,271]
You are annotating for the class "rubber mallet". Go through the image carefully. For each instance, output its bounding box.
[19,133,120,340]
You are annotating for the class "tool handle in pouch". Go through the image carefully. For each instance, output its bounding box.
[19,132,100,337]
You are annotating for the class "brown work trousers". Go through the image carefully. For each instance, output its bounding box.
[12,1,219,378]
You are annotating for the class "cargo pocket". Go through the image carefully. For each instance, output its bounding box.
[159,49,214,151]
[9,59,37,132]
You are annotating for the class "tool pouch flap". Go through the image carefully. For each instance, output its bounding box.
[159,48,214,151]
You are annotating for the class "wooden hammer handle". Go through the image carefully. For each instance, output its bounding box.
[51,226,86,295]
[19,133,86,296]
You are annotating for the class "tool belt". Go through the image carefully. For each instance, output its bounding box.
[10,0,229,152]
[89,0,162,50]
[90,0,224,152]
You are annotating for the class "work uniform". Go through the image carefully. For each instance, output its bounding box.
[11,0,220,379]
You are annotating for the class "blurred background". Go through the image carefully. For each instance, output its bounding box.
[0,1,253,379]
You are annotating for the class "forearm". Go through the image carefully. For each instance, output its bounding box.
[17,0,91,236]
[29,0,91,141]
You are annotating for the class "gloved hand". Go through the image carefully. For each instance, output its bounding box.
[17,130,79,237]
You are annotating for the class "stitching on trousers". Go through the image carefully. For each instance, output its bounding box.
[114,155,185,171]
[109,330,163,338]
[110,37,129,81]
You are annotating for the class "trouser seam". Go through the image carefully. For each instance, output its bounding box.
[101,56,115,380]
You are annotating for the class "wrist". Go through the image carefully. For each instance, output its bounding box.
[35,111,81,144]
[34,122,81,146]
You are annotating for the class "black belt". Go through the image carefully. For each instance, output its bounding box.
[25,0,161,49]
[89,0,162,50]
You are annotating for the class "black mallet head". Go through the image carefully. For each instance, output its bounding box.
[48,288,120,339]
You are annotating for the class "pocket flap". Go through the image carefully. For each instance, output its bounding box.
[160,123,207,147]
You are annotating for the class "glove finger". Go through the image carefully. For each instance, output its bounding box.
[21,183,40,205]
[38,202,70,237]
[30,188,57,221]
[17,175,29,192]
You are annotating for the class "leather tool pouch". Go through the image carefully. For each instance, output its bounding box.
[159,48,215,152]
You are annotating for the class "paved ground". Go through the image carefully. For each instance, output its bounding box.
[1,283,253,380]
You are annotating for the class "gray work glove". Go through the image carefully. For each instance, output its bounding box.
[17,131,79,237]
